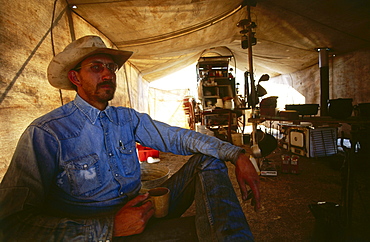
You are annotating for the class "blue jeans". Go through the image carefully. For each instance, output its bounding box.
[121,154,254,241]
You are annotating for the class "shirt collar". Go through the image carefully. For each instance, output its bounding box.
[73,94,114,124]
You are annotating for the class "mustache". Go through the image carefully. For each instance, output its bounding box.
[97,81,116,88]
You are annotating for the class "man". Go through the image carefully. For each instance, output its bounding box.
[0,36,260,241]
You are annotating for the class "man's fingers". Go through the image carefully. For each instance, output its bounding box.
[235,153,262,212]
[140,199,153,211]
[246,190,253,200]
[237,170,261,210]
[143,203,155,219]
[126,193,150,207]
[250,184,261,211]
[236,176,249,200]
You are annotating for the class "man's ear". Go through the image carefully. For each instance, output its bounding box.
[68,70,81,87]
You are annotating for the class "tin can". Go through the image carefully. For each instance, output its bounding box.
[290,155,299,174]
[281,154,290,173]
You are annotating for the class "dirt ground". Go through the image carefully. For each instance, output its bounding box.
[151,145,370,242]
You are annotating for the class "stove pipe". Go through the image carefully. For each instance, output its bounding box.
[318,48,329,116]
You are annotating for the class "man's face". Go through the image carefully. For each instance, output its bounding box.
[70,54,118,109]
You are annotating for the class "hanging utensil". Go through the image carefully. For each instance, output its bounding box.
[256,84,267,97]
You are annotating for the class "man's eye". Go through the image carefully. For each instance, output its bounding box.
[107,63,118,72]
[91,64,103,72]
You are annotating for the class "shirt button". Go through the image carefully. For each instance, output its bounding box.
[109,153,113,157]
[120,192,124,195]
[83,164,88,168]
[115,173,119,177]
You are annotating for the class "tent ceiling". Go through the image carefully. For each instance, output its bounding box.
[67,0,370,82]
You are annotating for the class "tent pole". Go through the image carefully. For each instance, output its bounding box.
[245,5,261,157]
[318,48,329,116]
[247,5,256,109]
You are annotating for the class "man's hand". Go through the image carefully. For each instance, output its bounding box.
[114,193,154,237]
[235,153,261,211]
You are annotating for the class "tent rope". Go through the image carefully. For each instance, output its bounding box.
[50,0,64,106]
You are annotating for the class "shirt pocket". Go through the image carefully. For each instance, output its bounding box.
[117,140,139,176]
[57,154,102,197]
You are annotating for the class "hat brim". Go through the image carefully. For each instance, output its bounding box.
[48,47,133,90]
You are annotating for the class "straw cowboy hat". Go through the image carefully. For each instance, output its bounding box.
[47,35,133,90]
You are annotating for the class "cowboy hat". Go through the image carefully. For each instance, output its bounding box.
[47,35,133,90]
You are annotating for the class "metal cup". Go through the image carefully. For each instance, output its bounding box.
[147,187,170,218]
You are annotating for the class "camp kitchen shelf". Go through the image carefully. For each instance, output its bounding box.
[202,85,234,105]
[197,56,236,110]
[197,56,230,79]
[195,56,242,143]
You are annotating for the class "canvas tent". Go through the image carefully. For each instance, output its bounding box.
[0,0,370,179]
[63,0,370,80]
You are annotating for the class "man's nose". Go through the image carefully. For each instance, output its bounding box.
[102,66,116,78]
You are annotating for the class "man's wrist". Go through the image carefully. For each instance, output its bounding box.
[230,148,246,165]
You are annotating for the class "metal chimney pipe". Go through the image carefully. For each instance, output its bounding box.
[318,48,330,116]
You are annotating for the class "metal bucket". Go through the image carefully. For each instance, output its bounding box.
[309,201,344,241]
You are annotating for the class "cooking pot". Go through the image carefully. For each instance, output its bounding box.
[279,110,299,119]
[285,104,319,116]
[260,96,278,107]
[357,103,370,118]
[327,98,353,119]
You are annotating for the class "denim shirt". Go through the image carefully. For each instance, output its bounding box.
[0,95,244,241]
